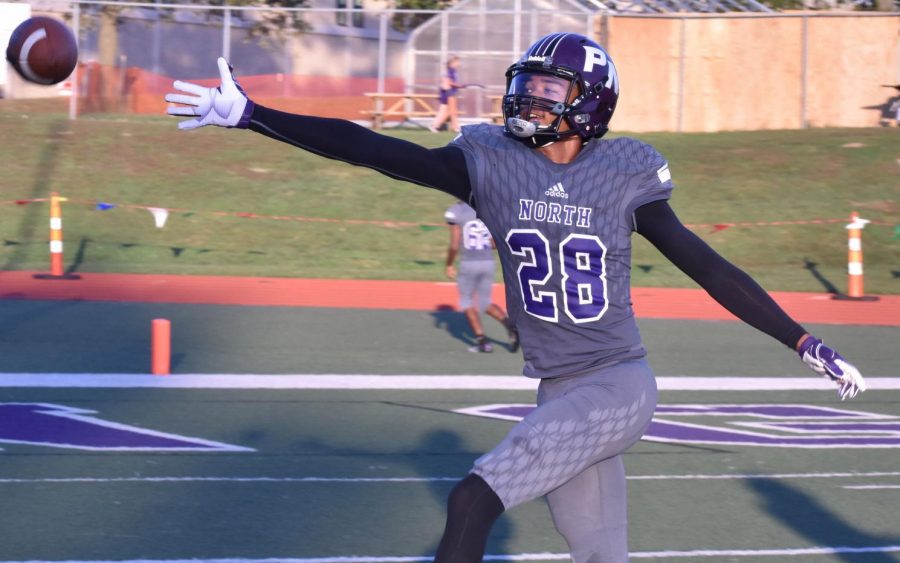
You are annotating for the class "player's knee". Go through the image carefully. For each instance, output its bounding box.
[447,474,482,512]
[446,473,505,518]
[559,524,628,563]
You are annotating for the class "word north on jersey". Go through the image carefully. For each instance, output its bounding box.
[518,198,593,228]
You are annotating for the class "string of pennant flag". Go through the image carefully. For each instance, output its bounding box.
[2,197,897,237]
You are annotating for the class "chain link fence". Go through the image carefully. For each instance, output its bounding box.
[4,2,898,130]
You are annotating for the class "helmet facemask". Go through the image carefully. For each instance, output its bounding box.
[503,68,582,148]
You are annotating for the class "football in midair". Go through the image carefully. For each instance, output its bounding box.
[6,16,78,85]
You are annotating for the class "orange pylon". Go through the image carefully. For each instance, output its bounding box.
[834,211,878,301]
[151,319,171,375]
[34,192,80,280]
[49,192,65,276]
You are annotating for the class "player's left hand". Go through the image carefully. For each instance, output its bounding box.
[798,336,867,400]
[165,57,254,130]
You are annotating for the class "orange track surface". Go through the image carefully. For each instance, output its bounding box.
[1,270,897,326]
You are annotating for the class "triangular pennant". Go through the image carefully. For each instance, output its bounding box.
[147,207,169,228]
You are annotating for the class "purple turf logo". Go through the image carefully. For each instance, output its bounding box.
[455,404,900,448]
[0,403,254,451]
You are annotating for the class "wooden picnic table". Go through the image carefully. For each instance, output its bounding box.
[362,92,439,129]
[362,92,507,129]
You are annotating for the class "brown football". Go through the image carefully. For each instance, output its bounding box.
[6,16,78,85]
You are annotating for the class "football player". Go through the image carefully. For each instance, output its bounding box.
[166,33,867,563]
[444,200,518,353]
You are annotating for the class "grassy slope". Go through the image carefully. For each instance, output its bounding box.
[1,99,897,294]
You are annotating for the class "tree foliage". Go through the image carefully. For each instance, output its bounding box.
[390,0,454,32]
[203,0,311,38]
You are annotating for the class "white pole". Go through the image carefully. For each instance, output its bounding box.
[377,12,387,95]
[440,11,449,63]
[427,12,448,116]
[513,0,521,59]
[404,41,414,96]
[377,11,387,121]
[68,1,80,120]
[152,0,161,78]
[223,8,231,61]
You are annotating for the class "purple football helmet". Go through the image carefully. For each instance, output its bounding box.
[503,33,619,147]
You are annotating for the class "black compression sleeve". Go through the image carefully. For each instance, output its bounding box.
[634,200,807,349]
[247,105,471,201]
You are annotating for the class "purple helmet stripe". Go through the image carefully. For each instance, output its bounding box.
[527,35,548,57]
[530,33,563,57]
[547,33,571,57]
[537,34,560,56]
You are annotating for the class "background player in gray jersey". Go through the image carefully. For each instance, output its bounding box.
[445,201,518,353]
[167,33,868,563]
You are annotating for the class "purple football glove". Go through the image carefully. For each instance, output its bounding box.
[798,336,867,400]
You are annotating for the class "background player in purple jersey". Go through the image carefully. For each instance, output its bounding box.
[444,201,519,353]
[166,33,867,563]
[430,54,462,133]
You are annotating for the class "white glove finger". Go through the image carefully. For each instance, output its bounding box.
[177,119,202,130]
[173,80,209,96]
[166,106,199,117]
[839,380,858,401]
[837,360,867,393]
[165,93,201,107]
[217,57,237,93]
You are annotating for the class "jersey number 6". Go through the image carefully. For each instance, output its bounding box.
[506,229,609,324]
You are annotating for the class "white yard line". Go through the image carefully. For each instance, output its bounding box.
[2,545,900,562]
[843,484,900,490]
[1,471,899,485]
[1,374,899,390]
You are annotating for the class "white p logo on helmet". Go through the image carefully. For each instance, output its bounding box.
[582,46,607,73]
[583,45,619,95]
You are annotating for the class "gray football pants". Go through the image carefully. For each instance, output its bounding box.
[471,359,658,563]
[457,260,495,312]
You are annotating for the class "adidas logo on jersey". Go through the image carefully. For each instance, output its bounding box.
[545,182,568,199]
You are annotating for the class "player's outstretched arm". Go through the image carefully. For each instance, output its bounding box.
[165,59,471,201]
[635,200,867,400]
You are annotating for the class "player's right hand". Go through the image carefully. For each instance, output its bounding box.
[798,336,867,400]
[165,57,254,130]
[445,265,457,280]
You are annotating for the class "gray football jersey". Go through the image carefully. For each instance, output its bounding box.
[450,124,674,378]
[445,201,495,263]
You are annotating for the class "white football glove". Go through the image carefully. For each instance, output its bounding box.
[798,336,867,400]
[165,57,254,130]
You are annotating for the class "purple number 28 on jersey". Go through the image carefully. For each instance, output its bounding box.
[507,229,609,324]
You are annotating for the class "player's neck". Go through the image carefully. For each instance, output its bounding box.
[536,135,584,164]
